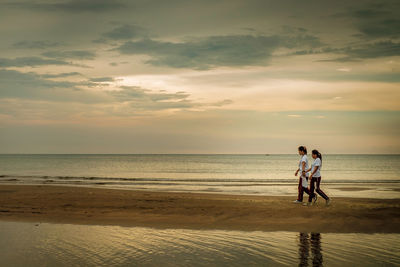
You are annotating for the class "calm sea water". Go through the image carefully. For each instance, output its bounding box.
[1,154,399,198]
[0,221,399,267]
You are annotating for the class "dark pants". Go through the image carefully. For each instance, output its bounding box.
[308,177,329,202]
[297,177,310,202]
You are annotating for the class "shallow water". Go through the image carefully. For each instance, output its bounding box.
[1,154,399,198]
[0,221,399,266]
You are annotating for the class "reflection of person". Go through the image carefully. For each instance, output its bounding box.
[298,233,309,267]
[310,233,323,267]
[298,232,323,267]
[305,150,331,206]
[294,146,311,204]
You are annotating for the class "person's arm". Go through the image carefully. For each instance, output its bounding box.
[307,166,318,190]
[309,166,318,178]
[295,168,300,176]
[301,161,306,176]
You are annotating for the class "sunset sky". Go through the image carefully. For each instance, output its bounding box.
[0,0,399,153]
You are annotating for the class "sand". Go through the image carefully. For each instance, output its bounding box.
[0,185,399,233]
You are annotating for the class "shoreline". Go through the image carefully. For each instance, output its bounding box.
[0,184,399,233]
[0,182,399,200]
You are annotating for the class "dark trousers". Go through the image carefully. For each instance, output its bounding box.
[297,177,310,202]
[308,177,329,202]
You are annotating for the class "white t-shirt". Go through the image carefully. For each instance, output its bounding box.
[311,158,322,177]
[299,155,309,187]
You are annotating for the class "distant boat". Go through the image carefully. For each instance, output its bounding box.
[265,154,270,156]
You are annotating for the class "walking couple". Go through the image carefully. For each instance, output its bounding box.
[294,146,331,206]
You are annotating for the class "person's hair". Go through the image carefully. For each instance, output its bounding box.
[298,146,307,154]
[312,149,322,163]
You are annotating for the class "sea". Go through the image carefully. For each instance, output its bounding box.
[1,154,399,198]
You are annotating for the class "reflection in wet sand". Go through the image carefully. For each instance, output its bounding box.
[0,221,399,266]
[299,233,323,267]
[311,233,323,266]
[299,233,310,266]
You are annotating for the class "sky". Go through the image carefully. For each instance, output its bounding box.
[0,0,399,154]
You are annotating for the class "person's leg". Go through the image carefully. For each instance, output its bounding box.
[315,177,329,200]
[303,186,311,196]
[297,177,304,201]
[308,177,316,203]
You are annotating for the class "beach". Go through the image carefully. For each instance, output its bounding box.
[0,184,399,233]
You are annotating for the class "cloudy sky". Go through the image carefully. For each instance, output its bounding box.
[0,0,399,153]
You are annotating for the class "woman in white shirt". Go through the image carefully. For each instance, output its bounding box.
[305,149,330,206]
[293,146,311,203]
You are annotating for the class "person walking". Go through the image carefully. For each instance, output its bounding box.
[293,146,311,203]
[304,149,331,206]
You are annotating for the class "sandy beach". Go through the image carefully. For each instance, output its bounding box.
[0,184,399,233]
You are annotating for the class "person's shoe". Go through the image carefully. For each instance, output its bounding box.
[313,194,318,204]
[326,199,331,206]
[303,202,311,206]
[293,200,302,204]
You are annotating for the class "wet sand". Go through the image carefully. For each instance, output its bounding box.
[0,185,399,233]
[332,187,373,191]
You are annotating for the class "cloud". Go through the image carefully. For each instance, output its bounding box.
[285,70,400,83]
[101,24,147,40]
[0,56,71,67]
[116,36,279,69]
[110,86,195,111]
[89,77,115,82]
[6,0,125,12]
[358,18,400,39]
[334,2,400,39]
[108,86,232,112]
[351,7,389,19]
[0,69,135,104]
[42,50,96,60]
[288,114,302,118]
[280,34,322,49]
[0,69,232,113]
[320,41,400,62]
[294,41,400,62]
[337,68,351,72]
[115,34,321,70]
[12,40,62,49]
[0,69,80,100]
[210,99,233,107]
[41,72,82,78]
[344,41,400,59]
[313,2,400,62]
